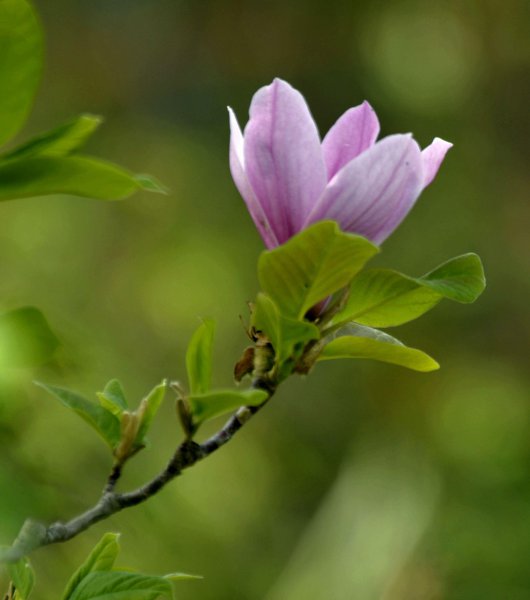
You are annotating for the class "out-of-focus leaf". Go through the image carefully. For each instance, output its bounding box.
[134,173,169,194]
[258,221,378,319]
[36,383,121,449]
[61,533,120,600]
[68,571,173,600]
[318,324,439,372]
[332,253,486,328]
[0,156,155,201]
[189,388,268,428]
[0,307,59,368]
[185,319,215,395]
[4,554,34,599]
[0,0,42,147]
[2,114,102,161]
[135,381,167,445]
[97,380,128,417]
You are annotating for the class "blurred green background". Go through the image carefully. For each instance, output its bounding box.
[1,0,529,598]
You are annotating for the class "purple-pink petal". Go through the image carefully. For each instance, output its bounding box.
[304,134,424,245]
[228,107,279,249]
[421,137,453,187]
[322,101,380,180]
[243,78,327,244]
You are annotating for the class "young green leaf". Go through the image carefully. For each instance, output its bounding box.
[252,293,319,371]
[0,307,59,368]
[318,324,439,372]
[36,383,121,449]
[332,253,486,328]
[189,388,268,428]
[2,114,102,162]
[134,381,167,445]
[186,319,216,395]
[97,380,128,417]
[252,293,281,352]
[258,221,378,319]
[68,571,173,600]
[0,0,43,147]
[61,533,120,600]
[4,555,35,599]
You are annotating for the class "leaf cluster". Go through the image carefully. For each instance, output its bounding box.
[248,221,485,376]
[2,533,199,599]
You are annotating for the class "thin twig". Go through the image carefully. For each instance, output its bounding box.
[2,377,276,563]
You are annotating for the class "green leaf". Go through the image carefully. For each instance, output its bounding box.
[0,307,59,368]
[135,381,167,445]
[333,253,486,328]
[189,388,268,428]
[252,293,319,372]
[0,0,43,147]
[258,221,378,319]
[0,155,154,202]
[68,571,173,600]
[318,325,439,372]
[185,319,215,395]
[2,114,102,162]
[36,383,121,449]
[97,380,128,417]
[4,555,34,599]
[252,293,281,352]
[61,533,120,600]
[421,253,485,302]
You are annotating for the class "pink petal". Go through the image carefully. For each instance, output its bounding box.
[421,137,453,187]
[322,101,380,180]
[305,134,424,245]
[228,107,279,248]
[243,78,327,244]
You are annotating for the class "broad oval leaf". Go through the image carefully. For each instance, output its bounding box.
[2,114,102,161]
[4,554,34,599]
[0,306,59,368]
[61,533,121,600]
[68,571,173,600]
[97,380,128,417]
[318,324,439,372]
[258,221,378,319]
[189,388,268,428]
[0,156,153,201]
[332,253,486,328]
[186,319,216,395]
[36,383,121,449]
[421,253,485,302]
[0,0,42,147]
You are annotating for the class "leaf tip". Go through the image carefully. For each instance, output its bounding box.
[135,173,169,194]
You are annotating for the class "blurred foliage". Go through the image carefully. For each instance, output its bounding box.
[0,0,528,598]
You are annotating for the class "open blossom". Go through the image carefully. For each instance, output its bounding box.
[229,78,452,249]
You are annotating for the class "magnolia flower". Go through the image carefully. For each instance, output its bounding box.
[229,78,451,249]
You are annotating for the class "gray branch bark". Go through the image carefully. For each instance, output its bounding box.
[2,378,275,563]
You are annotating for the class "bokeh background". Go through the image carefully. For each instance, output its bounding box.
[1,0,529,598]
